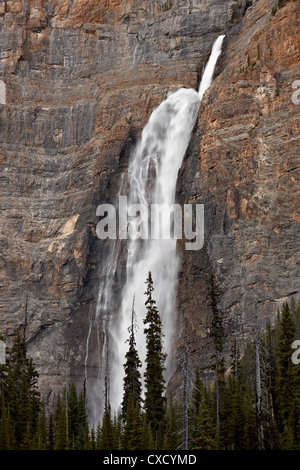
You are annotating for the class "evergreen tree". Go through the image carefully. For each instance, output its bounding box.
[121,297,142,420]
[90,425,96,450]
[20,422,32,450]
[112,411,123,450]
[275,302,300,448]
[207,272,226,441]
[140,413,154,450]
[96,421,102,450]
[261,320,277,449]
[189,367,206,446]
[276,303,296,424]
[54,394,68,450]
[143,272,167,436]
[221,375,244,450]
[99,405,115,450]
[76,391,89,450]
[122,395,143,450]
[1,331,41,448]
[242,389,258,450]
[34,402,48,450]
[47,413,55,450]
[67,381,78,449]
[163,393,181,450]
[0,397,16,450]
[191,395,215,450]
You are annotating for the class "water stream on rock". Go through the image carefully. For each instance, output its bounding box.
[85,35,225,424]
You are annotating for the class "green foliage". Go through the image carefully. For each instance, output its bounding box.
[257,44,261,61]
[122,398,143,450]
[121,297,142,419]
[1,290,300,451]
[163,393,181,450]
[98,405,115,450]
[0,332,91,450]
[54,394,68,450]
[192,395,215,450]
[0,332,41,449]
[143,271,167,434]
[271,5,277,15]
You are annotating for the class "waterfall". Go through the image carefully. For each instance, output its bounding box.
[85,34,225,423]
[198,35,225,101]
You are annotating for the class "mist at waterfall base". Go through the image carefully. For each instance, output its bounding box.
[85,35,225,424]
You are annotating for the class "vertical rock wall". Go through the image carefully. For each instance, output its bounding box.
[0,0,299,416]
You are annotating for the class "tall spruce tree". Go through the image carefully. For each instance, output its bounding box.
[121,296,142,420]
[122,396,143,450]
[143,272,166,437]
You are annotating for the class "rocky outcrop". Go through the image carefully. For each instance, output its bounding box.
[0,0,299,416]
[174,0,300,386]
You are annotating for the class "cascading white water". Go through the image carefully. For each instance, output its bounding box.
[110,87,201,410]
[86,34,225,421]
[198,35,225,101]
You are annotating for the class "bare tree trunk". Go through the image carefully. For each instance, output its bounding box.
[182,317,189,450]
[215,353,220,438]
[104,335,110,410]
[255,308,265,450]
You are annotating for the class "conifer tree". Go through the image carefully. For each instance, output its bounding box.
[121,296,142,420]
[96,421,102,450]
[47,413,55,450]
[2,331,41,448]
[90,425,96,450]
[54,394,68,450]
[163,393,181,450]
[191,395,215,450]
[21,422,32,450]
[35,402,48,450]
[182,317,189,450]
[76,391,89,450]
[122,395,143,450]
[189,368,205,447]
[140,413,155,450]
[67,381,79,449]
[143,272,167,437]
[275,302,300,448]
[99,405,115,450]
[276,303,296,414]
[261,320,277,449]
[242,389,258,450]
[207,272,225,442]
[0,397,16,450]
[112,411,123,450]
[221,374,244,450]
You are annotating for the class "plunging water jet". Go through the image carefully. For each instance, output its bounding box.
[85,34,225,423]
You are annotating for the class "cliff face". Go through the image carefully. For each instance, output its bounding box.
[175,0,300,385]
[0,0,299,414]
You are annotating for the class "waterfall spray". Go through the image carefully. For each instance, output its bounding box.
[85,34,225,423]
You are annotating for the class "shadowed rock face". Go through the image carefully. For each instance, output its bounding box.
[0,0,299,416]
